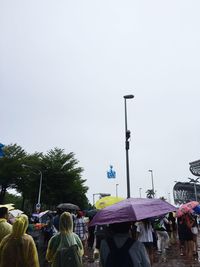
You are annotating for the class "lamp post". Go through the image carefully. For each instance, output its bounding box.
[116,184,119,197]
[139,187,142,198]
[22,164,43,211]
[148,169,155,198]
[124,94,134,198]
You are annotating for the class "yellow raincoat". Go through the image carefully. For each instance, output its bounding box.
[0,214,39,267]
[46,212,84,266]
[0,218,12,243]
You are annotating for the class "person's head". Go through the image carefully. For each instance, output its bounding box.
[109,221,131,234]
[12,214,29,238]
[77,211,84,218]
[0,207,9,219]
[59,212,73,233]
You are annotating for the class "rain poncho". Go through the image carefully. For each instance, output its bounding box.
[0,214,39,267]
[46,212,84,266]
[0,218,12,243]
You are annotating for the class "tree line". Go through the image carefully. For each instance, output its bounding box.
[0,144,89,213]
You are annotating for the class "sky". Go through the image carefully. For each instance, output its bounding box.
[1,0,200,205]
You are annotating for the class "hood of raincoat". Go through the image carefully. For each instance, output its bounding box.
[59,212,73,234]
[12,214,28,238]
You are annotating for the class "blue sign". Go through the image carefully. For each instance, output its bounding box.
[107,165,116,179]
[0,143,5,157]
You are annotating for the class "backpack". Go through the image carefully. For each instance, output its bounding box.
[105,237,134,267]
[54,244,83,267]
[154,219,165,231]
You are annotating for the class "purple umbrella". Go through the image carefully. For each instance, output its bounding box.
[89,198,177,226]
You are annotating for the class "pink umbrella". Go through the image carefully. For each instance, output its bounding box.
[176,201,199,217]
[89,198,177,226]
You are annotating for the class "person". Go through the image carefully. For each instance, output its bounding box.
[154,216,170,261]
[166,212,176,245]
[100,221,151,267]
[177,214,193,258]
[0,207,12,243]
[136,219,154,265]
[191,214,198,259]
[94,224,109,260]
[46,211,84,266]
[74,210,88,258]
[0,214,39,267]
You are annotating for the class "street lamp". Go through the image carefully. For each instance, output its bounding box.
[22,164,43,211]
[124,94,134,198]
[116,184,119,197]
[139,187,142,198]
[148,170,155,198]
[92,193,111,206]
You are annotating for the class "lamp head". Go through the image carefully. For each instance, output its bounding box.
[124,95,134,99]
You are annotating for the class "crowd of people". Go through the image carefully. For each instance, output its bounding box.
[0,205,199,266]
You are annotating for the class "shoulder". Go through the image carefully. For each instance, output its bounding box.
[73,232,82,243]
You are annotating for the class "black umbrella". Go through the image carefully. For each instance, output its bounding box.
[57,203,80,211]
[85,209,98,219]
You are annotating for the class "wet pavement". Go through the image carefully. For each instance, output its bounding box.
[83,234,200,267]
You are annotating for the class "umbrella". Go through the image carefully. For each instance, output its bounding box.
[89,198,177,226]
[85,209,98,219]
[32,210,49,218]
[176,201,199,217]
[57,203,80,211]
[95,196,124,209]
[182,201,199,209]
[193,205,200,214]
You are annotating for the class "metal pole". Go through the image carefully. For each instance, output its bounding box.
[22,164,43,212]
[149,170,155,198]
[123,95,134,198]
[37,170,43,205]
[124,99,130,198]
[139,187,142,198]
[116,184,119,197]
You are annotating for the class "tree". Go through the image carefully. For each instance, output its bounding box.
[40,148,89,210]
[0,144,26,204]
[146,189,155,199]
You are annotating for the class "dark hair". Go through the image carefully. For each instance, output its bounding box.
[109,222,131,234]
[0,207,8,218]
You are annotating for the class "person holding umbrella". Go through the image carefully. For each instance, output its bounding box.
[100,221,151,267]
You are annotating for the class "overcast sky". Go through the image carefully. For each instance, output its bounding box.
[1,1,200,205]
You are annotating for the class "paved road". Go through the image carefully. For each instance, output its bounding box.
[83,235,200,267]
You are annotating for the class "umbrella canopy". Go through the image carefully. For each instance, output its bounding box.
[85,209,98,219]
[176,201,199,217]
[90,198,177,226]
[95,196,125,209]
[57,203,80,211]
[32,210,49,218]
[193,205,200,214]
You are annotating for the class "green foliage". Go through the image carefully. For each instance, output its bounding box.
[0,144,89,211]
[0,144,27,203]
[41,148,89,210]
[4,192,23,209]
[146,189,155,199]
